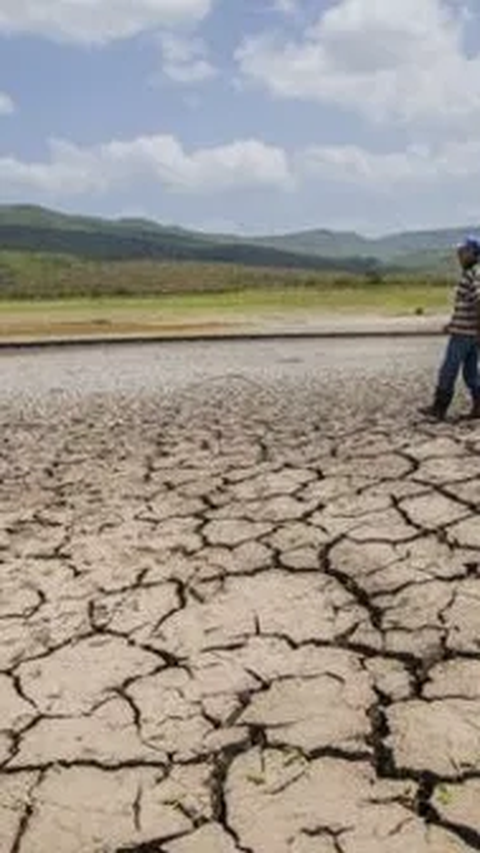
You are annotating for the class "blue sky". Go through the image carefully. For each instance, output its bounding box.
[1,0,480,235]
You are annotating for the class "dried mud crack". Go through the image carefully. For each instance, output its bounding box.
[2,343,480,852]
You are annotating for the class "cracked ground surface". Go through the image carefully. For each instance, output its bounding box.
[2,338,480,852]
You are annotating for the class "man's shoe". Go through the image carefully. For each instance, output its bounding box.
[418,404,447,421]
[418,389,451,421]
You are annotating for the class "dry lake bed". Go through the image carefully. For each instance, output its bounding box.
[1,337,480,852]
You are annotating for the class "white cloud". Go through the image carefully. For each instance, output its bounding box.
[0,134,292,196]
[286,136,480,234]
[7,133,480,233]
[6,128,480,204]
[0,91,14,114]
[299,137,480,187]
[272,0,298,15]
[158,33,216,83]
[237,0,480,126]
[294,136,480,234]
[299,144,435,186]
[0,0,213,44]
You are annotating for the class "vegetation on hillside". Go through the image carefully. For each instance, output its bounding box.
[0,206,383,274]
[0,249,450,301]
[0,205,456,343]
[0,205,463,311]
[0,203,465,272]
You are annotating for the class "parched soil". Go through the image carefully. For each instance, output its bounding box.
[1,357,480,852]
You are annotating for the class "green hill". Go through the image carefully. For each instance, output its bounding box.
[0,205,381,274]
[249,228,372,258]
[0,204,472,272]
[249,226,469,270]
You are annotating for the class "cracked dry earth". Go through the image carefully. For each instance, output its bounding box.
[2,347,480,852]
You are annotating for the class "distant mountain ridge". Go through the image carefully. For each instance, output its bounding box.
[0,205,381,274]
[249,226,473,267]
[0,204,471,271]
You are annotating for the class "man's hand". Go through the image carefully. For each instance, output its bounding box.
[443,322,452,335]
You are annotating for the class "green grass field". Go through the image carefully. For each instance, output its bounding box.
[0,250,452,338]
[0,285,450,340]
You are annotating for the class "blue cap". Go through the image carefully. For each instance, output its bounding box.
[458,235,480,253]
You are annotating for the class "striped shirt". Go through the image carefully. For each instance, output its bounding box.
[449,265,480,337]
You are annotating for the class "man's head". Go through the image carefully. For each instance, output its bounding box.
[457,237,480,269]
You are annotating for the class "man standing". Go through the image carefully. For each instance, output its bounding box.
[421,236,480,420]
